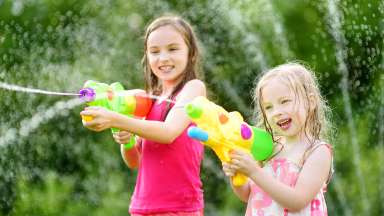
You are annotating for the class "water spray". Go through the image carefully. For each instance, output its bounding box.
[0,82,81,96]
[0,80,170,149]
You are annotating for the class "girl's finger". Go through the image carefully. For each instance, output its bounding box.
[229,152,243,159]
[119,131,131,136]
[222,167,234,176]
[119,136,131,142]
[231,150,247,157]
[113,137,122,144]
[222,164,230,171]
[83,120,98,127]
[119,133,131,139]
[231,158,242,165]
[92,124,104,132]
[80,110,96,117]
[86,106,101,110]
[230,163,242,171]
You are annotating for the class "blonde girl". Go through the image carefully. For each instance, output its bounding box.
[223,62,333,215]
[81,16,206,216]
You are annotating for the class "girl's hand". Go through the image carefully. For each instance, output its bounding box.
[80,106,116,132]
[113,131,132,145]
[229,149,262,177]
[222,162,236,177]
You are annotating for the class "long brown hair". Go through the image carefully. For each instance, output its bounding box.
[142,15,201,97]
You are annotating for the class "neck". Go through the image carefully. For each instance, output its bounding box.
[161,85,174,97]
[161,78,183,97]
[284,132,313,147]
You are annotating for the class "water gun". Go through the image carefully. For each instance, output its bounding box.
[79,80,153,149]
[185,96,274,186]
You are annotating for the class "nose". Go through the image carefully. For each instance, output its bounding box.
[159,51,170,62]
[271,107,282,118]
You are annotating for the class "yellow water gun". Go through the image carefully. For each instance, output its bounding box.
[185,96,274,186]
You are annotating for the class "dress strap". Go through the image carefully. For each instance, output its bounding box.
[160,88,183,121]
[299,141,334,185]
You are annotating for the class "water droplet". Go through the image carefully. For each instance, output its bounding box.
[11,0,24,16]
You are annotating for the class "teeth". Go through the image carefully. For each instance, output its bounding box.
[277,119,289,125]
[159,66,173,71]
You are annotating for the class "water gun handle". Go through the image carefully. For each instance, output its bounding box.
[111,128,136,149]
[232,173,248,186]
[188,126,250,186]
[220,147,248,187]
[81,115,135,148]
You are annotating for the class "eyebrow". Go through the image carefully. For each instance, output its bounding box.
[148,43,181,49]
[262,95,291,104]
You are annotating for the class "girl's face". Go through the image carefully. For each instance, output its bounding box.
[261,77,308,143]
[146,25,189,88]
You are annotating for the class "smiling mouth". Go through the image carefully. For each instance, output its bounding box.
[159,65,174,72]
[277,118,292,130]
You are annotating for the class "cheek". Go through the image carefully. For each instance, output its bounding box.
[265,114,275,126]
[295,107,308,125]
[147,57,157,69]
[299,110,308,124]
[285,102,295,111]
[178,50,189,66]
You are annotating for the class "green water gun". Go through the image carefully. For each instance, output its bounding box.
[79,80,153,149]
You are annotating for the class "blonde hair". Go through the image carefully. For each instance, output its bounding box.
[253,62,332,145]
[142,15,201,96]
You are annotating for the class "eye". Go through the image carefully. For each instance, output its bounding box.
[148,48,159,54]
[149,50,159,54]
[169,47,179,51]
[281,99,291,104]
[264,105,272,110]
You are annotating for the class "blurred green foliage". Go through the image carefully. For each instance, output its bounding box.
[0,0,383,215]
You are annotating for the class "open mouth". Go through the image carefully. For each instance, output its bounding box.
[158,65,174,73]
[276,118,292,130]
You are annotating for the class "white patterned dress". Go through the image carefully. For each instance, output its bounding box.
[245,144,332,216]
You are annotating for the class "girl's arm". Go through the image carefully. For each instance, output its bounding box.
[230,146,332,212]
[113,131,140,168]
[120,145,140,169]
[120,144,140,168]
[81,79,206,144]
[222,162,250,202]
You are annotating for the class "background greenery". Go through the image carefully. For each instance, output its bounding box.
[0,0,383,215]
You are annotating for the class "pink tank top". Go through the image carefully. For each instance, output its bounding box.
[129,99,204,214]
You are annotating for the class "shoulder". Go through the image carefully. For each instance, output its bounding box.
[308,145,332,160]
[303,143,332,168]
[300,142,333,183]
[178,79,206,97]
[307,142,332,160]
[184,79,206,91]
